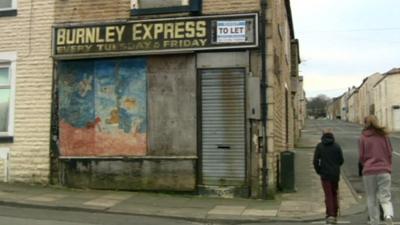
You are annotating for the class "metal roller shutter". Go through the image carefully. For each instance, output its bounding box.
[200,68,246,186]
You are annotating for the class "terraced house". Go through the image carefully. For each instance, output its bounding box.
[0,0,54,183]
[373,68,400,131]
[0,0,304,199]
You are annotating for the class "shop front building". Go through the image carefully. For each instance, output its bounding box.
[51,11,262,197]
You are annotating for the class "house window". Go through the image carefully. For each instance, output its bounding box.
[134,0,189,9]
[0,67,10,133]
[0,52,16,140]
[0,0,17,17]
[0,0,12,9]
[131,0,201,16]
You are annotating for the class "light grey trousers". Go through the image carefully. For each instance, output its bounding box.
[363,173,394,225]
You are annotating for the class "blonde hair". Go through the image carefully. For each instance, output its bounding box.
[322,128,333,134]
[363,115,387,136]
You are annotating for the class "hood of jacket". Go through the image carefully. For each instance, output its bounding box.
[362,129,379,137]
[321,133,335,145]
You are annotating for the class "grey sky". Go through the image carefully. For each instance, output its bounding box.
[291,0,400,98]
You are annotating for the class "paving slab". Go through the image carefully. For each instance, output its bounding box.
[207,205,246,215]
[26,193,67,202]
[242,209,278,217]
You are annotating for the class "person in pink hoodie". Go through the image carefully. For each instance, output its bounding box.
[359,115,393,225]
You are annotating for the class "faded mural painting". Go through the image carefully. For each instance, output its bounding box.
[58,58,147,156]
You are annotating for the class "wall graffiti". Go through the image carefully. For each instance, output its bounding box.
[58,58,147,156]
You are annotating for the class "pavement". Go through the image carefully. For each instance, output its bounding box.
[0,128,365,223]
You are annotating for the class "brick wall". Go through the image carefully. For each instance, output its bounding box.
[264,0,297,191]
[0,0,54,183]
[54,0,259,23]
[383,74,400,130]
[55,0,129,23]
[358,73,382,125]
[202,0,259,14]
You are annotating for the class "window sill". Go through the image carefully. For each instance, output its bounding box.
[0,9,17,17]
[131,6,194,16]
[0,136,13,143]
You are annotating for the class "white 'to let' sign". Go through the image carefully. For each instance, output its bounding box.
[217,20,246,43]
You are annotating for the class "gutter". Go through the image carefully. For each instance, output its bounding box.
[260,0,268,199]
[284,0,295,39]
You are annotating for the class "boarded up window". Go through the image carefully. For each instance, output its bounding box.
[58,58,148,156]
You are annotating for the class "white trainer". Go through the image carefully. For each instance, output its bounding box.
[385,216,393,225]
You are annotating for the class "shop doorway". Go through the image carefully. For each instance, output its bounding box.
[199,68,246,186]
[393,108,400,131]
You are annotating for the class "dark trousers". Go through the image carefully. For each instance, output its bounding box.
[321,179,339,217]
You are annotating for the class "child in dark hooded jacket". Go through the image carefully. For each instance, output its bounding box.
[313,128,344,224]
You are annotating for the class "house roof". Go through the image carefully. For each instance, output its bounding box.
[332,92,345,100]
[285,0,301,63]
[385,67,400,75]
[346,87,359,100]
[358,72,381,89]
[373,67,400,88]
[332,96,341,104]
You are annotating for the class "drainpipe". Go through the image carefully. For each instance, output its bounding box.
[260,0,268,199]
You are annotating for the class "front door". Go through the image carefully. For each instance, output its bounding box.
[393,108,400,131]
